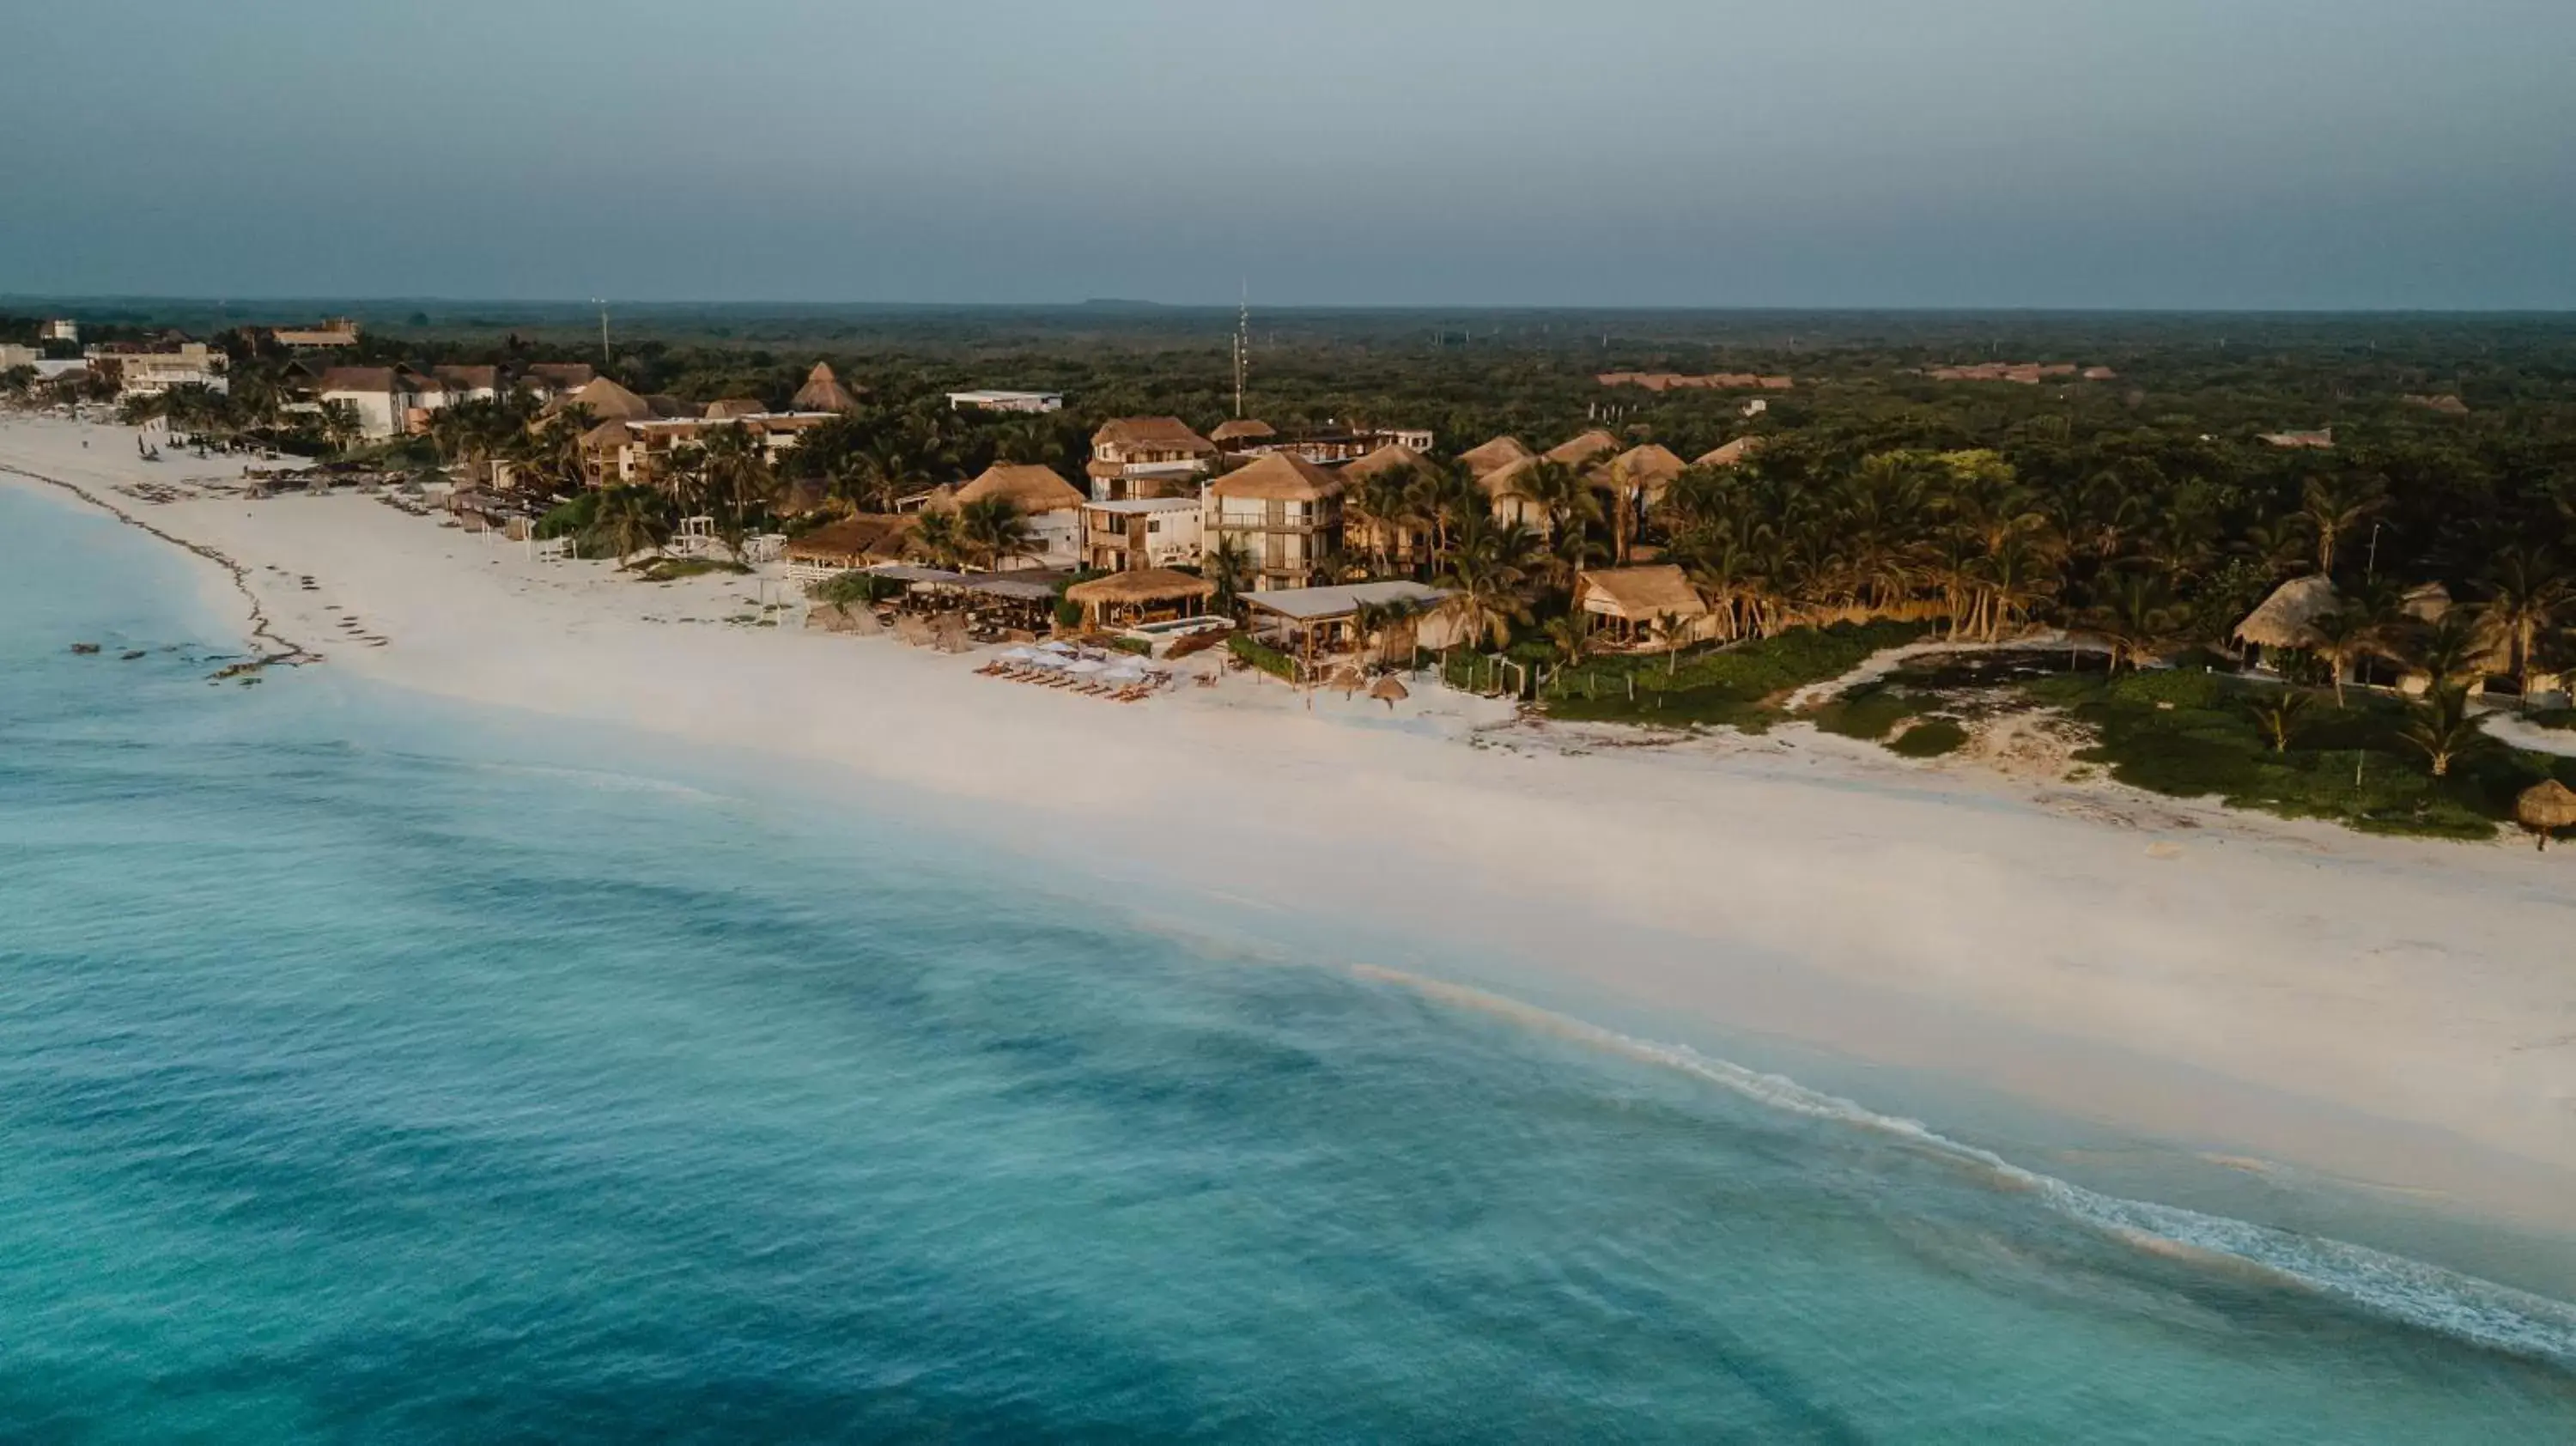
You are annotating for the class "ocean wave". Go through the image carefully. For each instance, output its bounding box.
[1348,963,2576,1370]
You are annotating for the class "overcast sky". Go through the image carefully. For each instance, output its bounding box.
[6,1,2572,308]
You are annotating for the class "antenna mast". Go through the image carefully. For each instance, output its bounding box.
[1233,282,1249,419]
[592,297,611,365]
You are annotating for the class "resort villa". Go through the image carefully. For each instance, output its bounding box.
[1087,416,1218,500]
[312,367,448,437]
[929,463,1090,569]
[1204,452,1345,591]
[1081,495,1204,573]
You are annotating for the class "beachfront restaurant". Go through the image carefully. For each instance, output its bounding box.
[1062,568,1218,630]
[1238,580,1453,673]
[863,563,1063,641]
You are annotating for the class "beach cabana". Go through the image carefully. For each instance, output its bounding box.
[1064,568,1217,629]
[1574,566,1713,648]
[2231,575,2339,671]
[2516,780,2576,850]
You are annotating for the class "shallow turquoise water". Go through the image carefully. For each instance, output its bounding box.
[3,484,2573,1443]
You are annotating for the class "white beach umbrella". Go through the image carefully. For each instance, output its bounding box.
[1039,641,1076,654]
[1063,659,1108,676]
[999,646,1038,661]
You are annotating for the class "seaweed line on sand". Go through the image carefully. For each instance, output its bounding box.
[1,462,320,674]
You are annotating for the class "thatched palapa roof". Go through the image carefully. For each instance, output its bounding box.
[1065,568,1217,607]
[549,375,655,422]
[1210,451,1343,501]
[579,419,636,452]
[1093,416,1217,454]
[702,398,768,420]
[2517,779,2576,831]
[1576,565,1709,620]
[1595,443,1687,496]
[793,362,862,413]
[2232,574,2340,649]
[1545,429,1620,467]
[1696,436,1761,468]
[1210,418,1276,443]
[1341,442,1423,483]
[1457,434,1535,479]
[785,513,916,565]
[939,463,1085,514]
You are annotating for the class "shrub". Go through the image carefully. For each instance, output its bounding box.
[810,570,902,606]
[1229,633,1296,681]
[533,494,599,541]
[1814,684,1921,740]
[1889,718,1968,757]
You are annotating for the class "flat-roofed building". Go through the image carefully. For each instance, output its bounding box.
[948,388,1065,414]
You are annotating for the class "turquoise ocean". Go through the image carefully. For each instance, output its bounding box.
[3,482,2573,1443]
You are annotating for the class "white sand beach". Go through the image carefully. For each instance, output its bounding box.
[8,415,2574,1244]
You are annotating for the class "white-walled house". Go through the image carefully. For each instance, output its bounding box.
[1080,496,1204,572]
[927,464,1088,570]
[312,367,450,437]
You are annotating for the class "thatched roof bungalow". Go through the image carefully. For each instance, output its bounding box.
[2231,574,2341,653]
[1593,443,1688,502]
[1457,434,1535,480]
[1695,436,1761,468]
[1574,565,1715,645]
[1545,429,1621,467]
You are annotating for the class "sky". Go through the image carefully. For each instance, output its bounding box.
[5,1,2573,309]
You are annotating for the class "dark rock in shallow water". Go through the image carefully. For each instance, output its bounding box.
[70,642,101,654]
[120,650,148,660]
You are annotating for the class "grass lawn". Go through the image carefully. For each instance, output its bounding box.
[2023,671,2576,841]
[1540,622,1928,732]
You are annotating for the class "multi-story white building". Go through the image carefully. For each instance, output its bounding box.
[1087,416,1217,500]
[947,388,1064,414]
[1080,496,1204,572]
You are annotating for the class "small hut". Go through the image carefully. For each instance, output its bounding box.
[1064,568,1218,629]
[1593,443,1687,503]
[793,362,863,414]
[2517,779,2576,850]
[1573,566,1713,648]
[2231,575,2340,669]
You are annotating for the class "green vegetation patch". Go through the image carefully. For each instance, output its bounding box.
[2026,673,2575,840]
[1229,633,1296,681]
[1813,683,1925,740]
[1540,621,1927,731]
[811,569,903,607]
[1887,718,1969,757]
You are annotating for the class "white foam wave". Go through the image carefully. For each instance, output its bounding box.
[1349,963,2576,1370]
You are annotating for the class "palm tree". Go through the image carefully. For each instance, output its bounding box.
[1206,534,1254,616]
[957,496,1034,571]
[2300,472,2386,575]
[2477,545,2569,702]
[2401,684,2477,778]
[2250,690,2311,752]
[1504,460,1602,588]
[909,507,966,569]
[2306,608,2371,707]
[592,485,669,567]
[1543,610,1590,675]
[1438,529,1536,653]
[2081,571,2184,673]
[2406,611,2486,692]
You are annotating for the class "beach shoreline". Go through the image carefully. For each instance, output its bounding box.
[6,413,2573,1262]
